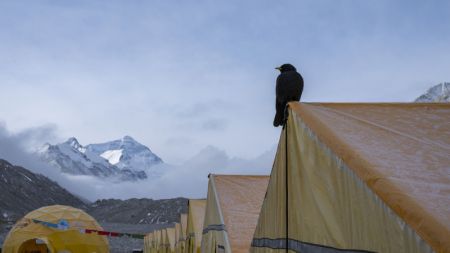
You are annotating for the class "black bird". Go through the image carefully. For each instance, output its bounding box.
[273,63,304,127]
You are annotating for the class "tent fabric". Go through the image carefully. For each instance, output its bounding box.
[155,230,162,253]
[251,102,450,253]
[201,175,228,253]
[2,205,109,253]
[175,223,181,252]
[167,227,176,252]
[144,232,154,253]
[161,229,171,253]
[146,230,159,253]
[177,214,187,253]
[201,175,269,253]
[186,199,206,253]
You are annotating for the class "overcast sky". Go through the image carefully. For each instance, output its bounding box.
[1,0,449,164]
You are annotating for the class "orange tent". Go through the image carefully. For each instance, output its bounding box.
[252,102,450,253]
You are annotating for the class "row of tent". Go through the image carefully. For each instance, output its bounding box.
[144,175,269,253]
[145,102,449,253]
[144,199,206,253]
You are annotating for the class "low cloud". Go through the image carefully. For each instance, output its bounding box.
[201,118,228,131]
[0,124,275,201]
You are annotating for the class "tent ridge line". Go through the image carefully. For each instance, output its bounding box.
[313,104,450,150]
[210,174,232,252]
[251,237,377,253]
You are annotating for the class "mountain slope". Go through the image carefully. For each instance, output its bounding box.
[0,159,86,222]
[87,198,188,225]
[415,82,450,102]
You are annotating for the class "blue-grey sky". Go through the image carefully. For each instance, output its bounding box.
[1,0,449,163]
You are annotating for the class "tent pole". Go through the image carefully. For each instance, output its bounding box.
[285,114,289,253]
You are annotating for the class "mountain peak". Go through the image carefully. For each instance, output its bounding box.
[64,137,84,151]
[122,135,135,142]
[415,82,450,102]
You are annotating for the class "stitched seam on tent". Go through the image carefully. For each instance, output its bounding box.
[251,238,376,253]
[202,224,227,234]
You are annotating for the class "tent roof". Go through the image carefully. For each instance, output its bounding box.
[290,102,450,250]
[212,175,269,253]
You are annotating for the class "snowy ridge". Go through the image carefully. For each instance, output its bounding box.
[415,82,450,102]
[38,136,163,181]
[86,136,163,177]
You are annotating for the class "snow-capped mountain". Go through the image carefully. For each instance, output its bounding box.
[415,82,450,102]
[86,136,163,176]
[38,136,163,181]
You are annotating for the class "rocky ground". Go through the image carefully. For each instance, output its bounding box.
[100,222,175,253]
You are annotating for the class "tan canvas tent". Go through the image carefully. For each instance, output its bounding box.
[144,232,148,253]
[178,214,188,253]
[160,228,171,253]
[153,229,162,253]
[144,232,153,253]
[201,175,269,253]
[167,227,176,253]
[186,199,206,253]
[251,103,450,253]
[175,223,181,252]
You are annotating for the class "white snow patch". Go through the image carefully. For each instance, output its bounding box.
[19,172,33,182]
[100,149,123,165]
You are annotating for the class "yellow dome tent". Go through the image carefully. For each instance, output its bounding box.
[2,205,109,253]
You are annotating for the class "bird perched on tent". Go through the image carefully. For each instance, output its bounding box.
[273,63,304,127]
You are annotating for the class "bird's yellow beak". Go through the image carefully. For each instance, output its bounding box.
[275,66,281,71]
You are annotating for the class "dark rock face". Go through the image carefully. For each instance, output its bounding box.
[87,198,188,225]
[0,159,87,222]
[0,159,87,244]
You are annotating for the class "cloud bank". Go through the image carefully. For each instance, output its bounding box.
[0,124,275,201]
